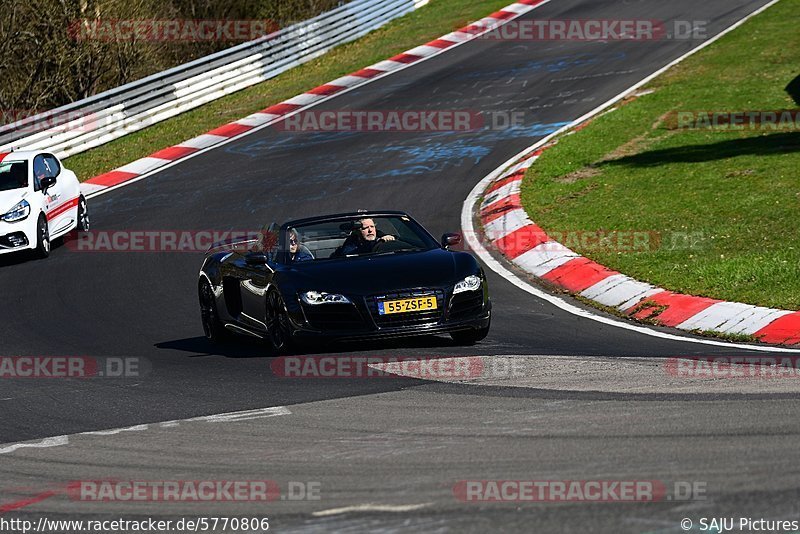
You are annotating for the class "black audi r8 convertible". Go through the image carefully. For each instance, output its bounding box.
[198,211,491,352]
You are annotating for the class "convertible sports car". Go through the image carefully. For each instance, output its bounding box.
[198,211,491,351]
[0,150,89,258]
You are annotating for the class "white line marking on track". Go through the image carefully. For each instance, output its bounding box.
[0,436,69,455]
[191,406,291,422]
[0,406,291,455]
[158,420,180,428]
[312,503,433,516]
[81,424,149,436]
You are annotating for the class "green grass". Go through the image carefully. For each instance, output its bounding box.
[65,0,511,180]
[519,0,800,310]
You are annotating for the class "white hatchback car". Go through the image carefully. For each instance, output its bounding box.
[0,150,89,258]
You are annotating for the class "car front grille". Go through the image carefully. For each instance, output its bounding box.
[447,290,484,321]
[367,289,446,328]
[302,303,366,331]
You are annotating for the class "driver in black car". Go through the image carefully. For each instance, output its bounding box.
[340,218,395,255]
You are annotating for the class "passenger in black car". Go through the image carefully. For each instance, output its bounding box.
[340,218,395,255]
[288,228,314,262]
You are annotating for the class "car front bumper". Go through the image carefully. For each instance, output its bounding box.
[0,217,37,255]
[289,286,492,342]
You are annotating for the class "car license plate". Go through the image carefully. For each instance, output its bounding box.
[378,296,437,315]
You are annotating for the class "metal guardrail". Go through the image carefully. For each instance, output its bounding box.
[0,0,429,158]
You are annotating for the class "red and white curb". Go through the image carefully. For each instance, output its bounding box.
[477,141,800,347]
[79,0,551,198]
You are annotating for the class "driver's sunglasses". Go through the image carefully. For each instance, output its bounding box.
[289,237,297,245]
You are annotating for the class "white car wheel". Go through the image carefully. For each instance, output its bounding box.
[77,196,90,232]
[34,215,50,259]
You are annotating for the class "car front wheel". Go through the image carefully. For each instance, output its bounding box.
[76,196,90,232]
[265,290,294,354]
[34,215,50,259]
[199,279,228,343]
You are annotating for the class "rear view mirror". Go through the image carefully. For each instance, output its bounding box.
[41,176,56,192]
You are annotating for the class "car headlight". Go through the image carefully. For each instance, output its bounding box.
[300,291,351,305]
[453,275,481,294]
[1,200,31,222]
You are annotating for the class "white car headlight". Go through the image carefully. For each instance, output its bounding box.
[300,291,351,305]
[1,199,31,222]
[453,275,481,294]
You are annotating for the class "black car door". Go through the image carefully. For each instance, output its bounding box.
[239,255,275,333]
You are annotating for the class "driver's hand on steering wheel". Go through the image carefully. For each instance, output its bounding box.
[379,235,396,242]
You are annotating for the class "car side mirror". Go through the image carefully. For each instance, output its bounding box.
[441,233,462,249]
[41,176,56,192]
[245,251,269,265]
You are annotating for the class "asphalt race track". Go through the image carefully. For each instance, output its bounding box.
[2,0,800,531]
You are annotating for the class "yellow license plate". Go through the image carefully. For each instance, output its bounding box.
[378,296,437,315]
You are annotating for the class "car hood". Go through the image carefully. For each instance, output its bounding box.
[0,190,27,215]
[284,248,475,295]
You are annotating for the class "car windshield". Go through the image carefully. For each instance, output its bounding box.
[0,160,28,192]
[285,215,439,262]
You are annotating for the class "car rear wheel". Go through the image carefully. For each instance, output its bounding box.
[450,322,490,345]
[34,215,50,259]
[265,290,293,354]
[76,196,90,232]
[199,279,228,343]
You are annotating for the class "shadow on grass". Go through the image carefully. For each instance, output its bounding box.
[787,74,800,106]
[603,132,800,167]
